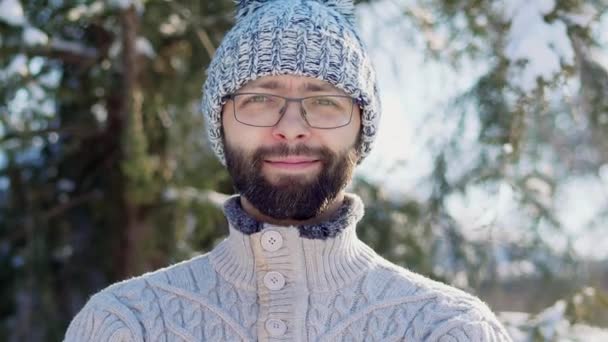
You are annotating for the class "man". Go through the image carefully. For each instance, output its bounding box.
[65,0,512,341]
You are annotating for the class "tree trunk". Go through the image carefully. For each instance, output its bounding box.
[116,5,152,279]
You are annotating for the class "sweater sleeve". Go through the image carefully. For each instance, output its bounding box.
[64,293,144,342]
[437,320,513,342]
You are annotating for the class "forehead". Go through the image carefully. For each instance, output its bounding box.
[238,74,347,94]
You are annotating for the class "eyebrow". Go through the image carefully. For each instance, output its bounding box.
[244,80,338,92]
[246,80,281,90]
[302,82,335,92]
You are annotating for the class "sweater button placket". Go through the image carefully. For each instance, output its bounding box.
[261,230,283,252]
[263,271,286,291]
[265,318,287,337]
[261,231,287,291]
[260,229,289,338]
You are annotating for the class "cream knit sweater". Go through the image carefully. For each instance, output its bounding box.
[65,194,512,341]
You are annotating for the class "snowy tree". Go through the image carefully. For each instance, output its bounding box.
[1,0,234,339]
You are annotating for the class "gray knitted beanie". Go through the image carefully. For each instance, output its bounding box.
[202,0,381,165]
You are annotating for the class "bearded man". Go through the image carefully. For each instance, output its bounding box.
[65,0,512,341]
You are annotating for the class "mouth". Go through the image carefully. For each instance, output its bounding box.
[264,156,321,171]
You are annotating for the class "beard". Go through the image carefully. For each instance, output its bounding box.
[225,142,359,221]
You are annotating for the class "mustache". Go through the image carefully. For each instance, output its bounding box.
[253,144,332,161]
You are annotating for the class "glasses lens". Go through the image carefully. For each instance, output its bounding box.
[302,96,353,128]
[231,94,354,128]
[233,94,284,126]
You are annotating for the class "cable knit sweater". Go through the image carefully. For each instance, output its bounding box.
[65,194,512,341]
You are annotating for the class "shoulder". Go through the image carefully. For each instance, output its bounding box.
[111,251,217,294]
[365,258,513,341]
[64,289,145,342]
[93,252,218,311]
[373,259,486,308]
[65,253,216,341]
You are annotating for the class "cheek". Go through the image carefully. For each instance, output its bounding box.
[222,110,268,151]
[337,112,361,149]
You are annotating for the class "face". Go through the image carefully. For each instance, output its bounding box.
[222,74,362,220]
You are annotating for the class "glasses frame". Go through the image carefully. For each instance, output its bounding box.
[222,92,357,129]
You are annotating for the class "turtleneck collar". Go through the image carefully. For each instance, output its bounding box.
[222,193,365,239]
[208,193,379,292]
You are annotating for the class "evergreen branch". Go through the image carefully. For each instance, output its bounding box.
[0,38,99,64]
[4,190,102,243]
[42,190,103,220]
[162,187,228,209]
[164,1,220,59]
[518,186,562,230]
[165,1,233,28]
[0,126,97,144]
[195,28,216,59]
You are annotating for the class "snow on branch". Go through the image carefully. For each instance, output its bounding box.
[49,37,99,59]
[501,0,576,92]
[108,0,143,13]
[163,187,229,209]
[0,0,25,26]
[2,38,99,64]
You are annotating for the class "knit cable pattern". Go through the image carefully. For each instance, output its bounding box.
[64,194,512,342]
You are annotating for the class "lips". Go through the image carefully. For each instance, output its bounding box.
[265,156,320,164]
[264,156,321,170]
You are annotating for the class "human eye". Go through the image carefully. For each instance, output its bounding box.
[244,94,270,104]
[235,94,278,110]
[312,97,339,106]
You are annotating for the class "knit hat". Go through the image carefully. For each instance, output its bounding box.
[201,0,381,165]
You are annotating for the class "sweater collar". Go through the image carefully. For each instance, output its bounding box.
[208,193,379,291]
[222,193,365,239]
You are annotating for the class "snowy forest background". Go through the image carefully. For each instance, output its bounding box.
[1,0,608,340]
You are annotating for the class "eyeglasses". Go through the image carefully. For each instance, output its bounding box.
[222,93,357,129]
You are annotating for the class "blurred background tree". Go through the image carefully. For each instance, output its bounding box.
[0,0,607,341]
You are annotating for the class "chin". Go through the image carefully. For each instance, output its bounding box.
[266,174,316,187]
[264,169,319,181]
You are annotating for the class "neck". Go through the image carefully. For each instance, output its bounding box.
[210,193,378,291]
[239,192,346,226]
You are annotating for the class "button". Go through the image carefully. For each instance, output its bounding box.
[265,318,287,336]
[263,271,286,290]
[260,230,283,252]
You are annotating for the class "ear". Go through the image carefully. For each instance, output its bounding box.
[315,0,356,25]
[234,0,274,21]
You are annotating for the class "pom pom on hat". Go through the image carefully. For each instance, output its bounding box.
[317,0,356,25]
[235,0,356,25]
[234,0,274,21]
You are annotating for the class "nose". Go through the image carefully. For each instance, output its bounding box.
[271,100,311,142]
